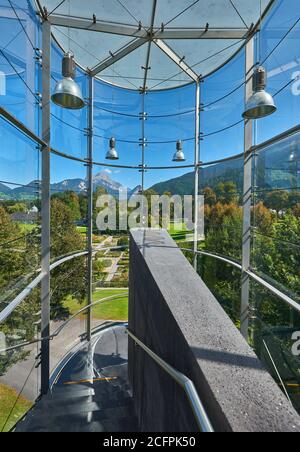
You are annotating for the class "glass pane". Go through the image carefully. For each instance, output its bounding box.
[256,0,300,143]
[51,43,88,159]
[0,117,41,299]
[250,281,300,414]
[252,132,300,302]
[0,0,40,134]
[201,157,244,262]
[202,47,245,162]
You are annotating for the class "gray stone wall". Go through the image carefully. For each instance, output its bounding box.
[128,228,300,432]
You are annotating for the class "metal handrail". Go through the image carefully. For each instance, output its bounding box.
[0,245,129,325]
[182,248,300,315]
[0,250,89,324]
[127,329,214,433]
[0,292,128,354]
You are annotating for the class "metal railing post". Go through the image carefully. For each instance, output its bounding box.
[241,37,254,340]
[86,75,94,342]
[41,18,51,395]
[193,80,201,270]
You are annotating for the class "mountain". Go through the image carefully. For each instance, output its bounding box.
[0,171,140,200]
[51,179,87,194]
[150,159,244,195]
[12,181,41,199]
[0,183,12,198]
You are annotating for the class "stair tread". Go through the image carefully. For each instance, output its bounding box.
[15,406,137,433]
[38,393,133,410]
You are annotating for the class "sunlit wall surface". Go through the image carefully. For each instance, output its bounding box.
[0,0,299,426]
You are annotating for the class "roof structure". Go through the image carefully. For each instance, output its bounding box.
[36,0,273,90]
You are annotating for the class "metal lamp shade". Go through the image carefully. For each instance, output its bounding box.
[52,77,85,110]
[173,140,185,162]
[106,138,119,160]
[243,66,276,120]
[243,89,277,120]
[173,150,186,162]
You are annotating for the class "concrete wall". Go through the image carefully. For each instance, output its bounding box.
[128,229,300,433]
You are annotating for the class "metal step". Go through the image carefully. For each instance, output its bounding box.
[37,393,132,411]
[15,404,136,433]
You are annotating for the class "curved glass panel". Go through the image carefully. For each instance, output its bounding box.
[256,0,300,143]
[51,43,88,159]
[0,116,41,301]
[0,0,40,134]
[201,46,245,162]
[252,131,300,302]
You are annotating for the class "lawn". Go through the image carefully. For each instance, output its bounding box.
[64,289,128,321]
[168,222,188,242]
[0,384,32,432]
[77,226,87,234]
[19,223,38,234]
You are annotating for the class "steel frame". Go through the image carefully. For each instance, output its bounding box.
[86,76,94,341]
[241,38,254,341]
[48,14,250,40]
[1,0,282,395]
[41,19,51,396]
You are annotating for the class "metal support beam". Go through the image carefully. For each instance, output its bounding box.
[241,38,254,340]
[90,38,147,77]
[139,94,147,226]
[86,76,94,342]
[142,0,158,92]
[193,81,201,270]
[48,15,249,40]
[41,19,51,396]
[153,39,199,82]
[49,14,149,38]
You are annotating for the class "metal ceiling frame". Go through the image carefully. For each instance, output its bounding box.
[48,14,250,40]
[153,39,199,83]
[142,0,158,92]
[41,0,276,88]
[89,37,147,77]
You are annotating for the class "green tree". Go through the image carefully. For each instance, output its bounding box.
[203,187,217,206]
[216,182,239,205]
[264,190,289,215]
[51,191,81,221]
[50,199,86,319]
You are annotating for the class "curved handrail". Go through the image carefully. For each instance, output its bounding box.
[0,271,47,325]
[181,248,300,315]
[0,292,128,354]
[0,250,89,324]
[127,329,214,433]
[0,245,129,325]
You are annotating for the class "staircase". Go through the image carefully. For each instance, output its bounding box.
[14,324,139,432]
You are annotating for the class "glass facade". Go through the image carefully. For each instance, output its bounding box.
[0,0,299,429]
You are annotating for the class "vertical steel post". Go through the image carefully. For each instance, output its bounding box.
[193,80,201,270]
[86,75,94,341]
[140,91,146,226]
[241,38,254,340]
[41,18,51,395]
